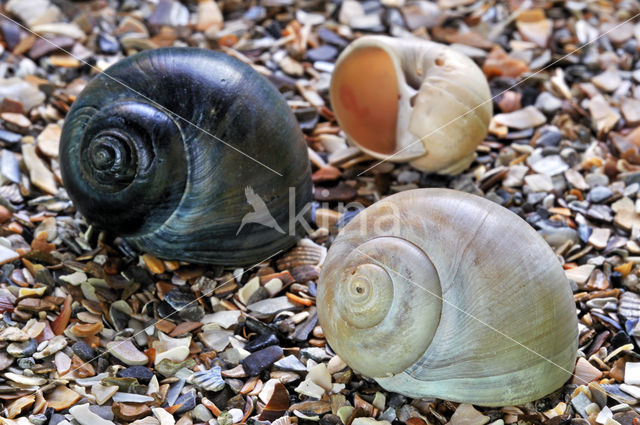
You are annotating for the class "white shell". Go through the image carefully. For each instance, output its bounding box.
[317,189,578,406]
[330,36,492,175]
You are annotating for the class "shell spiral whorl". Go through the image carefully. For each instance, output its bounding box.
[318,189,578,406]
[65,99,187,236]
[60,48,312,265]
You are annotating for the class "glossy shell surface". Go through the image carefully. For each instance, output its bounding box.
[60,47,312,265]
[317,188,578,406]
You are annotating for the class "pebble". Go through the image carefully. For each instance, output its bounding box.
[107,340,149,366]
[2,112,30,133]
[6,0,62,26]
[22,143,57,195]
[397,170,421,184]
[565,169,590,190]
[164,289,204,321]
[201,310,240,329]
[566,264,595,284]
[494,106,546,130]
[589,228,611,250]
[142,253,164,274]
[32,22,85,39]
[199,329,233,351]
[112,402,151,421]
[503,165,528,187]
[448,404,490,425]
[620,384,640,399]
[588,186,613,203]
[309,363,332,390]
[621,97,640,125]
[238,277,260,305]
[34,335,67,359]
[248,296,298,316]
[118,365,154,383]
[245,333,279,352]
[242,345,284,376]
[152,407,175,425]
[0,326,29,341]
[5,372,45,386]
[612,411,640,425]
[192,404,214,423]
[72,341,96,362]
[318,28,348,47]
[602,21,634,45]
[592,68,622,93]
[7,338,38,357]
[156,358,195,377]
[164,379,185,408]
[307,45,338,62]
[46,385,81,411]
[535,92,563,114]
[0,78,45,111]
[274,354,307,372]
[524,174,553,192]
[148,0,189,27]
[70,403,115,425]
[573,357,604,384]
[97,33,120,55]
[91,383,118,405]
[0,129,22,145]
[597,407,613,424]
[572,392,592,418]
[174,390,197,414]
[589,95,620,135]
[536,130,562,147]
[516,9,551,47]
[625,362,640,384]
[29,414,47,425]
[530,155,569,176]
[164,289,195,310]
[112,393,155,403]
[197,0,223,32]
[188,365,225,391]
[153,333,191,365]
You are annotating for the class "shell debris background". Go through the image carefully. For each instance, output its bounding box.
[0,0,639,424]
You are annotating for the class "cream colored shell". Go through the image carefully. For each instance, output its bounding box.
[330,36,492,175]
[317,189,578,406]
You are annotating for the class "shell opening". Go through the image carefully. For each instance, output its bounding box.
[330,46,399,155]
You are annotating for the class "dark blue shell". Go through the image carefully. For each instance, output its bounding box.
[60,47,312,265]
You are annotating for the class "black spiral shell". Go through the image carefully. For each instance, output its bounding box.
[60,47,312,265]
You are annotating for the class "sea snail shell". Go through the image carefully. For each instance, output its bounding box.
[60,47,312,265]
[330,36,492,175]
[317,189,578,406]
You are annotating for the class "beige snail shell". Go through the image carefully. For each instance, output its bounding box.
[317,189,578,406]
[329,36,492,175]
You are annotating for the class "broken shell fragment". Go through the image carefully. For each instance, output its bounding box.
[329,36,492,175]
